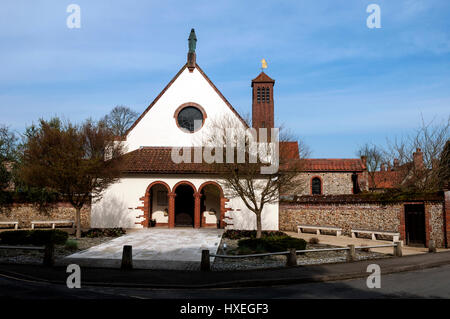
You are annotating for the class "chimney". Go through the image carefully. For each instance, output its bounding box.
[380,163,386,171]
[413,148,424,170]
[393,158,399,169]
[187,29,197,72]
[360,156,367,169]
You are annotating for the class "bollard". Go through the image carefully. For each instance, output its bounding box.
[428,240,436,253]
[394,241,403,257]
[286,248,297,267]
[201,249,211,271]
[121,245,133,270]
[43,243,55,267]
[346,244,356,262]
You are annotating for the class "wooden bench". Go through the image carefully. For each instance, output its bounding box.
[31,220,75,230]
[0,221,19,230]
[298,225,342,237]
[351,229,400,242]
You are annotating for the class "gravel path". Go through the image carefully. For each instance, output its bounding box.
[212,237,389,271]
[0,236,115,265]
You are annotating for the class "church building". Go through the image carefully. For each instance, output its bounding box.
[91,29,368,230]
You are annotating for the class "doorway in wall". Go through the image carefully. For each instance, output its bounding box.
[174,184,195,227]
[404,204,426,247]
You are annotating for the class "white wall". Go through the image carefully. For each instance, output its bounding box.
[124,67,245,152]
[91,174,279,230]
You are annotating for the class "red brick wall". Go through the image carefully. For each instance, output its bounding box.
[252,82,274,130]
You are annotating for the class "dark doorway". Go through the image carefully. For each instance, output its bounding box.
[175,185,194,227]
[405,204,426,246]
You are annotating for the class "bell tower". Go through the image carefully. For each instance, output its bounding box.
[251,71,275,130]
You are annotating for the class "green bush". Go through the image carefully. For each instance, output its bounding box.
[223,230,288,240]
[0,229,68,246]
[65,239,78,251]
[81,228,126,238]
[238,235,307,253]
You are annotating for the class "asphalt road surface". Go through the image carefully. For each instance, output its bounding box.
[0,264,449,299]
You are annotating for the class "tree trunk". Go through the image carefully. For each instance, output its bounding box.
[75,207,82,239]
[256,212,262,239]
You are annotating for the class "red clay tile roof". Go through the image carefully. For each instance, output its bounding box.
[369,170,403,189]
[120,147,365,174]
[300,159,366,172]
[251,72,275,85]
[120,147,218,174]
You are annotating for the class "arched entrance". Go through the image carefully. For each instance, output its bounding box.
[199,181,227,229]
[174,184,196,227]
[200,184,222,228]
[148,183,169,227]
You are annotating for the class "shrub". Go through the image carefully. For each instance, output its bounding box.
[238,235,307,253]
[309,237,320,245]
[223,230,288,240]
[0,229,68,246]
[81,228,126,238]
[65,239,78,251]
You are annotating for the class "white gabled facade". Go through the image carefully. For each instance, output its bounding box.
[125,66,246,152]
[91,36,279,231]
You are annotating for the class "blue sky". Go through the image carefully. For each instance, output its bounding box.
[1,0,449,157]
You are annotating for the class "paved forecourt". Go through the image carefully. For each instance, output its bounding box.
[63,228,224,270]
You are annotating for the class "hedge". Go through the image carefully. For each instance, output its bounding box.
[223,230,288,240]
[81,228,126,238]
[0,229,68,246]
[237,235,307,253]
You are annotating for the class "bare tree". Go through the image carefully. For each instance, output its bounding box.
[437,140,450,189]
[385,115,449,192]
[200,115,305,238]
[103,105,139,137]
[18,118,124,238]
[356,143,385,189]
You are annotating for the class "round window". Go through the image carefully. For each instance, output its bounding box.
[176,106,204,132]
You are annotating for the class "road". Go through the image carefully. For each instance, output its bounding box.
[0,264,449,299]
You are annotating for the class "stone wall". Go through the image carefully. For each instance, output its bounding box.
[445,190,450,248]
[292,172,355,195]
[427,203,445,248]
[0,203,90,229]
[280,198,446,248]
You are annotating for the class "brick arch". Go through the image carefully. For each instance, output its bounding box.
[136,181,172,228]
[172,180,198,193]
[171,181,199,228]
[146,181,171,194]
[310,176,323,195]
[198,181,229,229]
[198,181,224,197]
